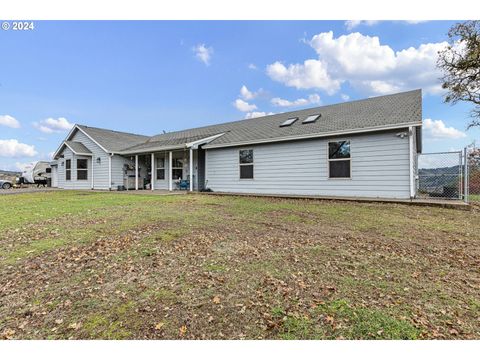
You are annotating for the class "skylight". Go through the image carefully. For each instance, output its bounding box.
[280,117,298,127]
[302,114,321,124]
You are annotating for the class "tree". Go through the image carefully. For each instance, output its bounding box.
[438,21,480,129]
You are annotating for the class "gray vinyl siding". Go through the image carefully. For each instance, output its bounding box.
[71,129,109,189]
[205,129,411,199]
[56,147,92,190]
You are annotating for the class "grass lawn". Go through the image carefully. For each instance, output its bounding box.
[0,191,479,339]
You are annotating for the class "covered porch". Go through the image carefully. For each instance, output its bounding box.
[121,147,205,192]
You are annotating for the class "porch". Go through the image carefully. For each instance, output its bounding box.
[119,147,205,192]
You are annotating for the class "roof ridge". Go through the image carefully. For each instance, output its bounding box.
[77,124,149,138]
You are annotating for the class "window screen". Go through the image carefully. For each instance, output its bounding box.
[77,159,88,180]
[328,141,351,178]
[156,157,165,180]
[239,149,254,179]
[65,159,71,181]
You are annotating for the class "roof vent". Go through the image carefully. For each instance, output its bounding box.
[302,114,321,124]
[280,117,298,127]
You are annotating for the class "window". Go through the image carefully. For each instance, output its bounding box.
[46,168,52,174]
[156,157,165,180]
[77,159,88,180]
[65,159,71,181]
[280,117,298,127]
[239,149,254,179]
[328,141,351,178]
[172,158,183,180]
[302,114,320,124]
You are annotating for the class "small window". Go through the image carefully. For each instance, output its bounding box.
[172,158,183,180]
[328,141,351,178]
[302,114,320,124]
[280,117,298,127]
[156,157,165,180]
[239,149,254,179]
[46,168,52,173]
[65,159,71,181]
[77,159,88,180]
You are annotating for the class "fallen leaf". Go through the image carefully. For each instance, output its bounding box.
[213,296,221,304]
[179,325,187,337]
[155,322,165,330]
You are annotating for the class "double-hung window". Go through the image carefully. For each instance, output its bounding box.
[239,149,254,179]
[77,159,88,180]
[156,157,165,180]
[172,158,183,180]
[65,159,71,181]
[328,141,351,178]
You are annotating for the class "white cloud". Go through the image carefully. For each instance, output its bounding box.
[266,31,449,96]
[193,43,213,66]
[341,93,350,101]
[33,117,73,134]
[266,60,341,95]
[233,99,257,112]
[248,63,257,70]
[271,93,321,107]
[245,111,274,119]
[344,20,380,30]
[239,85,259,100]
[423,119,466,139]
[0,139,38,157]
[0,115,20,128]
[345,20,428,30]
[15,161,34,172]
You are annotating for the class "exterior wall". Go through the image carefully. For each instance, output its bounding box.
[205,129,411,199]
[56,147,92,190]
[71,129,110,189]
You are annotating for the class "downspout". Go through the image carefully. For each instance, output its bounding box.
[91,157,94,190]
[409,126,415,199]
[108,154,113,191]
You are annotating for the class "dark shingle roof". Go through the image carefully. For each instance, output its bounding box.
[76,125,149,152]
[74,90,422,153]
[65,141,92,155]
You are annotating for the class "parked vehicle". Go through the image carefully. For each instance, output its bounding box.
[0,179,13,189]
[18,161,52,187]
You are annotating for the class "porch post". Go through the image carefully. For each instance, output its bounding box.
[151,153,155,191]
[108,154,112,191]
[91,157,94,190]
[189,148,193,192]
[135,155,139,190]
[168,151,173,191]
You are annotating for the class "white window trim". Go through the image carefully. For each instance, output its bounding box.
[65,159,72,181]
[172,157,184,180]
[327,140,352,180]
[156,156,166,181]
[239,148,254,180]
[76,159,89,181]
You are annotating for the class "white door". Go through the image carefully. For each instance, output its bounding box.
[52,166,58,187]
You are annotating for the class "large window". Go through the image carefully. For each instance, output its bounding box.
[65,159,71,181]
[239,149,254,179]
[172,158,183,180]
[77,159,88,180]
[156,157,165,180]
[328,141,351,178]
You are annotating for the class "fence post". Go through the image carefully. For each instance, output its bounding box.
[464,147,469,204]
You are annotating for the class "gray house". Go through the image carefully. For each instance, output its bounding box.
[51,89,422,199]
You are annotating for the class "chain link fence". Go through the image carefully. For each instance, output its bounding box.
[417,151,463,200]
[466,147,480,203]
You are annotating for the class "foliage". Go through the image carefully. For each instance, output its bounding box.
[438,21,480,128]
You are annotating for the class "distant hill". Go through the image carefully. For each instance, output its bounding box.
[0,170,22,176]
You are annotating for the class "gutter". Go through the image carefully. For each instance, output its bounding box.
[203,122,422,149]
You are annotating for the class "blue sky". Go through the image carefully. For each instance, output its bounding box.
[0,20,479,171]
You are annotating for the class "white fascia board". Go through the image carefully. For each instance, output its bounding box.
[117,144,185,155]
[203,122,422,149]
[186,133,225,149]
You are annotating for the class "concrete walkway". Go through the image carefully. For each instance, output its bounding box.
[204,192,471,210]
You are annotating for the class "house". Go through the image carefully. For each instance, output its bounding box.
[51,89,422,199]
